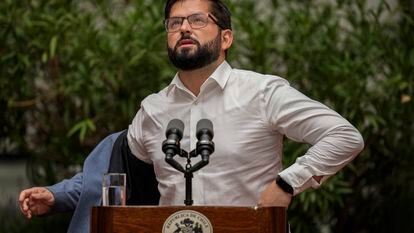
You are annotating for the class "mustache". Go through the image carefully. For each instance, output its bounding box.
[175,34,200,48]
[179,34,195,41]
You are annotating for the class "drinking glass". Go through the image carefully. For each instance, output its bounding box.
[102,173,126,206]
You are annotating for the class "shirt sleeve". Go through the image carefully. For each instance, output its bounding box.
[46,172,83,213]
[127,108,153,164]
[261,77,364,195]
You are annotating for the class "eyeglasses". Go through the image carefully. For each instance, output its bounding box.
[164,13,222,32]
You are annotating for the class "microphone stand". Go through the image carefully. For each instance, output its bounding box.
[165,149,209,206]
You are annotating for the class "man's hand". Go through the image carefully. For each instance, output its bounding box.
[18,187,55,219]
[258,181,292,207]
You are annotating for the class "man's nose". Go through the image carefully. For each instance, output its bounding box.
[179,18,192,32]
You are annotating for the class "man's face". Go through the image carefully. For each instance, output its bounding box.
[166,0,222,70]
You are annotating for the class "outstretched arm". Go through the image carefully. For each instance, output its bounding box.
[18,172,83,218]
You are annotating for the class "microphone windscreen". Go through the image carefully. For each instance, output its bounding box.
[166,119,184,136]
[196,119,214,137]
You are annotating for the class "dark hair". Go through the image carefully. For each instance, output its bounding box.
[164,0,232,30]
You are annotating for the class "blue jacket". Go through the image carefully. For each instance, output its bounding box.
[47,131,159,233]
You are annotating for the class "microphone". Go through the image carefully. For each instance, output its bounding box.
[162,118,215,206]
[162,119,185,172]
[196,119,215,163]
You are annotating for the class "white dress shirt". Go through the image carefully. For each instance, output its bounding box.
[127,61,364,205]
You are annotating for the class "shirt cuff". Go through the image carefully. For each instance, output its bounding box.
[278,163,322,196]
[45,185,71,214]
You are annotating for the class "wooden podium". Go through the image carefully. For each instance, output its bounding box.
[91,206,286,233]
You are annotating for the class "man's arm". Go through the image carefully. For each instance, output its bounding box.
[127,108,155,164]
[18,172,83,218]
[259,78,364,205]
[46,172,83,213]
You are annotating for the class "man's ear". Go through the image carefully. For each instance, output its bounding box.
[221,29,233,51]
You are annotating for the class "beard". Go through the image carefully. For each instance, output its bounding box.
[167,33,221,71]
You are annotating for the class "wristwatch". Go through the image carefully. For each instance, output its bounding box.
[276,175,294,195]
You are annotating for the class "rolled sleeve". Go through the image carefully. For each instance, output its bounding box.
[263,78,364,195]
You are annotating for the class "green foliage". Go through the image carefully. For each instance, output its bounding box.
[229,0,414,232]
[1,0,173,183]
[1,0,413,232]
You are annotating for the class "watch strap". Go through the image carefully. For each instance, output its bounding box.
[276,175,294,195]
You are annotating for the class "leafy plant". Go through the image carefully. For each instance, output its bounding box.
[1,0,413,232]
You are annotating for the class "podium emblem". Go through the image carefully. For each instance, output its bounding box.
[162,210,213,233]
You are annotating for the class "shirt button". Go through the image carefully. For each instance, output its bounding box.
[194,100,198,105]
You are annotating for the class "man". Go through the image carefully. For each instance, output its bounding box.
[19,0,363,227]
[127,0,364,207]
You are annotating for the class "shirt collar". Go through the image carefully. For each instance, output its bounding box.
[209,60,232,90]
[166,61,232,96]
